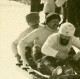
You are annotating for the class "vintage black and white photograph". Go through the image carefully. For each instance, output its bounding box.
[0,0,80,79]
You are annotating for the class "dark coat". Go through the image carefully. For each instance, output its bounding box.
[65,0,80,37]
[30,0,41,12]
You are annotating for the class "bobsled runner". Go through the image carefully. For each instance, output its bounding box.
[22,65,80,79]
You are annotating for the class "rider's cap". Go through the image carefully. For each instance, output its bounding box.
[46,13,61,24]
[59,22,75,37]
[26,12,39,22]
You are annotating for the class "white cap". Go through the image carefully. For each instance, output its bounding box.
[59,22,75,37]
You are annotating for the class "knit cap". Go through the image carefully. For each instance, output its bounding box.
[26,12,39,22]
[59,22,75,37]
[46,13,61,24]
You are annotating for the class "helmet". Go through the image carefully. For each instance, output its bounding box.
[59,22,75,37]
[26,12,39,23]
[46,13,61,24]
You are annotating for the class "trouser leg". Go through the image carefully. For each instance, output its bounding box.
[62,7,67,23]
[41,56,66,75]
[67,58,80,74]
[25,46,32,60]
[32,45,43,62]
[68,49,80,74]
[41,56,57,74]
[76,58,80,70]
[25,46,37,69]
[55,7,61,14]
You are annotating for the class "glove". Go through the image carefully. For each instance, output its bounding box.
[52,66,62,76]
[15,54,22,63]
[73,52,80,61]
[22,65,30,71]
[33,38,41,46]
[56,52,68,60]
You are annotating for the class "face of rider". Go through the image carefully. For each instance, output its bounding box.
[59,34,71,46]
[47,19,60,30]
[28,20,39,29]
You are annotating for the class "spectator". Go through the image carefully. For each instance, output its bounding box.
[56,0,80,37]
[41,22,80,75]
[30,0,41,12]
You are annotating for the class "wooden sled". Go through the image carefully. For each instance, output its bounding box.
[31,69,80,79]
[27,67,80,79]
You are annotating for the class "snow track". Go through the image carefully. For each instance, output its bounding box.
[0,1,34,79]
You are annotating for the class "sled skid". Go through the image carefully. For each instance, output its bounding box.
[33,69,50,78]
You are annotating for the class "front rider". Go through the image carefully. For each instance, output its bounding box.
[41,22,80,75]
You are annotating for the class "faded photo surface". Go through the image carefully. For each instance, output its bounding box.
[0,0,34,79]
[0,0,80,79]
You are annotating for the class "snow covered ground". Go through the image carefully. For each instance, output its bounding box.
[0,1,38,79]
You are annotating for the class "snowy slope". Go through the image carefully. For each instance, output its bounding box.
[0,1,34,79]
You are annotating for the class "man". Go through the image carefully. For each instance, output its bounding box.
[55,0,67,24]
[43,0,56,17]
[67,0,80,37]
[56,0,80,37]
[41,22,80,75]
[17,13,61,69]
[12,12,40,65]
